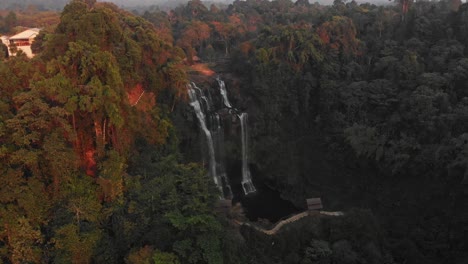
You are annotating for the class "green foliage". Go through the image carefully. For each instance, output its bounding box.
[125,150,223,264]
[153,251,180,264]
[302,240,332,264]
[64,175,102,224]
[345,124,389,163]
[53,222,102,264]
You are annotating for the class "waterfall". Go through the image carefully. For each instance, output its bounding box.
[217,77,232,109]
[239,113,256,194]
[212,113,232,198]
[187,79,256,198]
[187,83,222,193]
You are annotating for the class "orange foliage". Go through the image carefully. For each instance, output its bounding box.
[125,84,165,146]
[229,14,246,35]
[84,149,97,176]
[317,27,330,44]
[135,92,156,112]
[247,17,259,32]
[154,26,174,44]
[190,63,215,76]
[229,14,242,25]
[240,41,254,57]
[177,21,211,62]
[127,84,145,106]
[211,21,231,41]
[211,21,223,33]
[73,120,98,177]
[156,49,172,67]
[127,84,156,111]
[316,16,360,56]
[182,21,211,46]
[111,125,132,154]
[126,246,154,264]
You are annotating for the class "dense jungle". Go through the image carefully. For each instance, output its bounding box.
[0,0,467,263]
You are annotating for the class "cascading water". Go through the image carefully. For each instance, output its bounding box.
[212,113,232,198]
[239,113,256,194]
[187,78,256,198]
[187,83,222,193]
[217,77,232,109]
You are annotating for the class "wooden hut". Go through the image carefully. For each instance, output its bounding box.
[306,198,323,211]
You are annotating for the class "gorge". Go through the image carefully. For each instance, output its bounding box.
[185,75,308,223]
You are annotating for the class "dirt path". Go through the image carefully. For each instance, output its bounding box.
[236,211,344,235]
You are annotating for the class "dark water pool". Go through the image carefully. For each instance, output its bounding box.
[232,183,302,223]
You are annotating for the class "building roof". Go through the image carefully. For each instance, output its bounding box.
[9,28,40,40]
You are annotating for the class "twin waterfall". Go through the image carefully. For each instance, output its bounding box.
[187,78,256,198]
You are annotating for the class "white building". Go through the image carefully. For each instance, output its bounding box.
[6,28,41,58]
